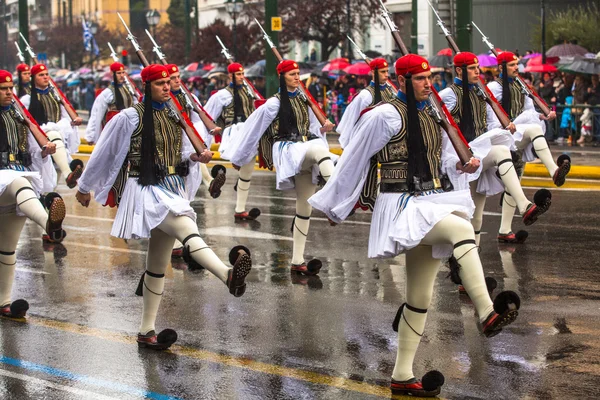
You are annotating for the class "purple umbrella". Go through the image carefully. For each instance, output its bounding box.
[523,53,542,59]
[476,54,498,67]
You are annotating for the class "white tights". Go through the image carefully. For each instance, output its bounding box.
[471,145,531,245]
[235,161,255,213]
[500,125,556,234]
[139,213,230,334]
[391,214,494,381]
[46,130,71,183]
[291,144,335,265]
[0,177,50,306]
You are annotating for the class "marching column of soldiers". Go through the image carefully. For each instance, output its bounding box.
[0,25,571,397]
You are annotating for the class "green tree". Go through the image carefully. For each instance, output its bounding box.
[167,0,186,27]
[532,3,600,53]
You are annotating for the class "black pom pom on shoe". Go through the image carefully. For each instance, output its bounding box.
[421,370,445,392]
[493,290,521,314]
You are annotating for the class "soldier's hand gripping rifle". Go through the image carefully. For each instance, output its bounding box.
[144,28,221,136]
[346,35,398,91]
[378,0,472,165]
[19,33,81,124]
[254,18,331,127]
[216,35,265,100]
[426,0,512,129]
[107,42,143,101]
[117,13,208,153]
[472,21,552,117]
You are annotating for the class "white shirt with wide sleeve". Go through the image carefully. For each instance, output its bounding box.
[337,89,373,148]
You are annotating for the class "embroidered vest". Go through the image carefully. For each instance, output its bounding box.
[364,84,396,107]
[496,78,525,119]
[218,86,255,128]
[36,89,62,123]
[128,103,182,176]
[0,108,31,168]
[448,83,488,139]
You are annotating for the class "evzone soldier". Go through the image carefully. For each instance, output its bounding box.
[439,52,551,248]
[489,51,569,243]
[85,62,138,146]
[75,65,252,349]
[0,70,66,319]
[15,64,31,97]
[309,55,521,397]
[204,63,260,222]
[166,64,226,259]
[21,64,85,195]
[230,60,336,275]
[337,58,396,148]
[166,64,226,201]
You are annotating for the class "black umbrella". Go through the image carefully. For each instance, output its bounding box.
[546,43,588,57]
[245,60,266,78]
[428,55,452,68]
[558,57,600,75]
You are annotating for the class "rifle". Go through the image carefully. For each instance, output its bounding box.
[11,97,50,151]
[254,18,330,126]
[426,0,512,129]
[471,21,552,117]
[378,0,472,165]
[215,35,264,100]
[108,42,143,101]
[346,35,398,91]
[117,13,207,153]
[143,28,220,134]
[15,42,25,63]
[19,33,81,123]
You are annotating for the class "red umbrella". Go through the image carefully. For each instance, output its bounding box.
[184,62,199,72]
[202,64,215,71]
[437,48,453,56]
[526,55,559,66]
[322,59,351,72]
[344,62,371,75]
[524,64,558,73]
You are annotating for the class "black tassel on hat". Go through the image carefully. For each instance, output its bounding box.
[113,72,125,111]
[373,68,382,104]
[404,73,432,191]
[233,83,244,123]
[501,61,511,119]
[277,73,299,138]
[460,66,476,143]
[17,72,26,98]
[139,82,158,186]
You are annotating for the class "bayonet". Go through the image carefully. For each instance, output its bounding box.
[107,42,119,62]
[216,35,233,61]
[426,0,451,37]
[254,18,276,49]
[471,22,495,54]
[346,36,368,61]
[19,33,36,60]
[118,13,142,52]
[15,42,25,63]
[145,29,166,61]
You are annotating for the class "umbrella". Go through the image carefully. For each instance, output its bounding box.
[428,55,452,67]
[184,62,199,72]
[437,48,453,56]
[546,43,588,57]
[67,79,81,87]
[527,55,559,66]
[523,64,558,73]
[558,57,600,75]
[322,59,351,72]
[245,60,266,78]
[523,52,542,59]
[344,62,371,75]
[476,53,498,67]
[203,64,215,71]
[78,67,91,74]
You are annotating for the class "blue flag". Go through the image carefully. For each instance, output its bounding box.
[82,20,100,57]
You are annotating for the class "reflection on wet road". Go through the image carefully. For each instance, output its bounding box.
[1,168,599,399]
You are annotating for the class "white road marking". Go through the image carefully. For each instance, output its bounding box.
[0,369,122,400]
[204,226,294,241]
[15,267,50,275]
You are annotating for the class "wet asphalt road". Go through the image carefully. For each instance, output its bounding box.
[1,166,600,400]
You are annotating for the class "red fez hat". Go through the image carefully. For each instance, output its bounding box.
[110,62,125,73]
[141,64,170,82]
[453,52,479,67]
[0,70,14,84]
[496,51,518,64]
[227,63,244,74]
[369,58,388,70]
[276,60,299,75]
[16,64,30,73]
[166,64,179,74]
[395,54,430,77]
[31,64,47,76]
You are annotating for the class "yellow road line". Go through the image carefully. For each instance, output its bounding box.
[2,314,418,399]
